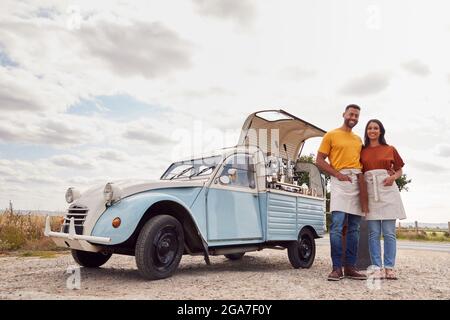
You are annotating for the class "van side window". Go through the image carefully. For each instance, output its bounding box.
[220,154,256,189]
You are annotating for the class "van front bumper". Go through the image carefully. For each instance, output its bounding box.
[44,216,111,251]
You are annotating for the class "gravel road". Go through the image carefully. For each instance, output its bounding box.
[0,244,449,300]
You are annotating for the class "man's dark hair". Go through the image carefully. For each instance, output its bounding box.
[345,104,361,112]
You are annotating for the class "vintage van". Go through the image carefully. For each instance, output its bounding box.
[45,110,327,280]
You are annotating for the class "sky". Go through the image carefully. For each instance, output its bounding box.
[0,0,449,223]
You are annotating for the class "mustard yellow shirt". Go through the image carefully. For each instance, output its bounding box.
[318,128,363,171]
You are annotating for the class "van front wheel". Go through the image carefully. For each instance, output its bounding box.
[135,215,184,280]
[72,250,112,268]
[224,252,245,260]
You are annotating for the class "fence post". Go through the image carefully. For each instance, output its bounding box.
[448,221,450,234]
[415,221,418,234]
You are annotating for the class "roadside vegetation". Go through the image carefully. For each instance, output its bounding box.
[396,228,450,242]
[0,210,68,255]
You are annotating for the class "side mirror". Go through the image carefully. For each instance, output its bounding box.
[219,175,231,185]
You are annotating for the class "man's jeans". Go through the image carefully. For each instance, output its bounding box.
[368,220,397,269]
[330,211,362,269]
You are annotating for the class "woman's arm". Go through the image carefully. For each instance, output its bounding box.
[384,168,403,186]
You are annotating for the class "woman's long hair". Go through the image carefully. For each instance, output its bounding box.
[364,119,388,148]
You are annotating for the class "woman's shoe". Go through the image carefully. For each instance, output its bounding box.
[367,266,384,279]
[372,269,385,280]
[384,268,398,280]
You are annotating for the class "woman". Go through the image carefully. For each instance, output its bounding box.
[360,119,406,280]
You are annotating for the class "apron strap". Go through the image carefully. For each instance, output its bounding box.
[372,173,380,202]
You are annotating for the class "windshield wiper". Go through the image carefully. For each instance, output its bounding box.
[170,166,194,180]
[188,166,216,178]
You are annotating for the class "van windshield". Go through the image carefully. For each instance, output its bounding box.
[161,156,222,180]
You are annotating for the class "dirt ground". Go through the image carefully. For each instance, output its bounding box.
[0,244,449,300]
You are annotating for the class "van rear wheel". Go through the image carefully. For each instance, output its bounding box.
[287,228,316,269]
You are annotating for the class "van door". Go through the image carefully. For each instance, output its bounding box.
[206,153,263,242]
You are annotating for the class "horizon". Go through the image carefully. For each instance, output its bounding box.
[2,205,448,226]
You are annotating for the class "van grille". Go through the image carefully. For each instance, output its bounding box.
[62,205,88,235]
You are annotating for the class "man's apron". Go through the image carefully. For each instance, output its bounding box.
[364,169,407,220]
[330,169,364,216]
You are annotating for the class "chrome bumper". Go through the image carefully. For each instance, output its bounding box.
[44,216,111,244]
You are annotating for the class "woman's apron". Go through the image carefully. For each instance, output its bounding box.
[364,169,407,220]
[330,169,364,216]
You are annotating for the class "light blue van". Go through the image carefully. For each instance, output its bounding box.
[45,110,327,280]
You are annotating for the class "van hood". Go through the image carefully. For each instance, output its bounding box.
[81,179,206,202]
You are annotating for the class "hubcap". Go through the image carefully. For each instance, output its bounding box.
[153,226,179,269]
[299,236,312,260]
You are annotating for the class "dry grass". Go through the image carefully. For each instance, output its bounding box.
[397,228,450,242]
[0,210,67,252]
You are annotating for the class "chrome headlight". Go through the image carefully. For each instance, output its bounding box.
[103,182,122,204]
[65,187,81,204]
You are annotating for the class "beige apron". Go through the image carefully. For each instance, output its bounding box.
[364,169,407,220]
[330,169,364,216]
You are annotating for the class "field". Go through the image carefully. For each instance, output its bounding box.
[396,228,450,242]
[0,211,66,254]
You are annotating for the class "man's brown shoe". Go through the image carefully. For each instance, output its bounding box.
[327,268,344,281]
[344,266,367,280]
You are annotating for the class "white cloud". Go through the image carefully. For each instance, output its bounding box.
[78,21,193,78]
[339,73,391,96]
[0,0,449,223]
[402,59,431,77]
[0,113,105,147]
[51,155,96,170]
[436,144,450,157]
[278,66,317,81]
[193,0,256,27]
[123,125,176,145]
[94,149,129,162]
[408,159,448,173]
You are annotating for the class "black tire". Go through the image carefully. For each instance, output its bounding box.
[287,228,316,269]
[135,215,184,280]
[71,249,112,268]
[224,252,245,260]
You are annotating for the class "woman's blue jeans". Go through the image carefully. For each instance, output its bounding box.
[368,220,397,268]
[330,211,361,269]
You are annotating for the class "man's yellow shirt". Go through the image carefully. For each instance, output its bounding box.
[318,128,363,171]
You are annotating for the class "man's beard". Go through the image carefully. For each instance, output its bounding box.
[345,119,358,128]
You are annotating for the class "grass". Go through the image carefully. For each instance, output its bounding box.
[396,229,450,242]
[19,251,61,258]
[0,210,69,253]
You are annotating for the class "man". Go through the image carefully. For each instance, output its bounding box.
[316,104,367,281]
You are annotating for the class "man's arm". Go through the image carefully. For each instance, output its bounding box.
[315,152,352,182]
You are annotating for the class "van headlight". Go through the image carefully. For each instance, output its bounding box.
[103,182,122,204]
[65,187,81,204]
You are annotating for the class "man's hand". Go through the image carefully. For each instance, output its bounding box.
[336,173,352,182]
[383,175,396,186]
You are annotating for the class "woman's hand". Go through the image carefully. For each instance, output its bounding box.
[383,175,396,186]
